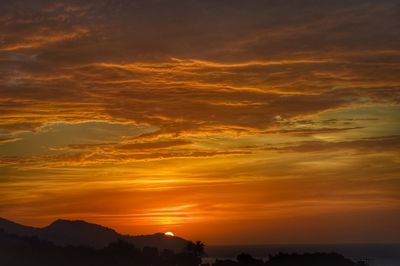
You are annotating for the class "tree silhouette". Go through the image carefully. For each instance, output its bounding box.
[185,240,205,258]
[184,240,205,266]
[0,229,366,266]
[236,253,262,265]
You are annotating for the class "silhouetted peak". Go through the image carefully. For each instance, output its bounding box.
[0,217,39,236]
[45,219,117,234]
[0,217,24,226]
[0,217,190,251]
[48,219,92,226]
[49,219,82,226]
[155,232,171,237]
[138,232,186,241]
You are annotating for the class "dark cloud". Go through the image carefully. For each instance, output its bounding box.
[116,139,192,150]
[264,126,364,136]
[268,135,400,153]
[0,0,398,133]
[1,1,399,62]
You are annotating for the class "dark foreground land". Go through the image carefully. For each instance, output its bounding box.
[0,229,369,266]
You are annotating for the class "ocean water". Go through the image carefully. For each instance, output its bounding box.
[204,244,400,266]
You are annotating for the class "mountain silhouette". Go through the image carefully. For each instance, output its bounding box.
[0,217,189,251]
[0,217,40,236]
[0,228,366,266]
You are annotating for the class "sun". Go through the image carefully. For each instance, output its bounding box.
[164,231,174,236]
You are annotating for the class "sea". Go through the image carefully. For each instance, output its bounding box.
[204,244,400,266]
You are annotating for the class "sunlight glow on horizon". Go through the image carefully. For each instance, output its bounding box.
[164,232,174,237]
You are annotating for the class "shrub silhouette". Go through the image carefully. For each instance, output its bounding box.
[237,253,263,265]
[0,229,364,266]
[265,252,357,266]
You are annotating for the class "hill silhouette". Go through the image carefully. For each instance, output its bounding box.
[0,217,40,236]
[0,228,367,266]
[0,217,189,251]
[0,228,202,266]
[0,217,368,266]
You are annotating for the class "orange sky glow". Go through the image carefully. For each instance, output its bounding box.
[0,0,399,245]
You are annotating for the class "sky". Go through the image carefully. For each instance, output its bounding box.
[0,0,399,245]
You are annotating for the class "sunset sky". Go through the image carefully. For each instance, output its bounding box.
[0,0,399,245]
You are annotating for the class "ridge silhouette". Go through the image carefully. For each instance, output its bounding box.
[0,229,368,266]
[0,217,368,266]
[0,217,188,250]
